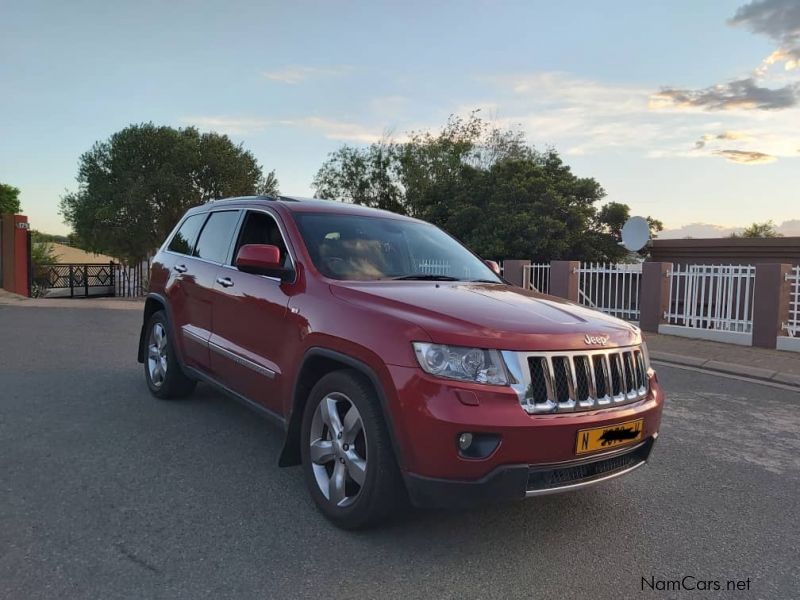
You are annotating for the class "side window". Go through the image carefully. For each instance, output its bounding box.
[234,211,291,268]
[167,213,206,255]
[193,211,240,264]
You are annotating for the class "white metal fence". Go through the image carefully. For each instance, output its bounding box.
[521,263,550,294]
[664,265,756,336]
[418,259,451,276]
[784,266,800,337]
[577,263,642,321]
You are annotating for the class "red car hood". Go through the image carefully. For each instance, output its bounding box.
[329,281,642,352]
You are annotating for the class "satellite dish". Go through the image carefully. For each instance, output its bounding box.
[621,216,650,252]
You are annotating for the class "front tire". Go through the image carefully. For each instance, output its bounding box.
[301,370,405,529]
[143,310,196,399]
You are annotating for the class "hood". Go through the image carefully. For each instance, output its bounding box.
[329,281,641,352]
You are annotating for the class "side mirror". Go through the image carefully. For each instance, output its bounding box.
[484,260,501,276]
[235,244,292,280]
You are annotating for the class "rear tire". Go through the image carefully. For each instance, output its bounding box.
[143,310,196,399]
[301,369,405,529]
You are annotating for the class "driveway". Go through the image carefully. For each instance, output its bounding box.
[1,304,798,599]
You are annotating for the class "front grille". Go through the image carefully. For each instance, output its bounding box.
[526,438,652,492]
[517,346,649,414]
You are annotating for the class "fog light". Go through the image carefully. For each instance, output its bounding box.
[457,432,473,451]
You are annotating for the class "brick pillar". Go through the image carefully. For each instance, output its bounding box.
[549,261,579,302]
[752,263,793,349]
[1,214,30,296]
[639,262,672,333]
[502,259,530,288]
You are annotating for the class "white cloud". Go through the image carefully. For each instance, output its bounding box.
[181,114,411,144]
[262,65,351,84]
[180,116,277,135]
[659,219,800,238]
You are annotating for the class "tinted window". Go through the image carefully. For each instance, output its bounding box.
[234,211,291,268]
[167,213,206,255]
[294,213,500,282]
[193,211,240,263]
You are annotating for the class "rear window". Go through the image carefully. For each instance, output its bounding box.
[167,213,206,255]
[192,211,240,264]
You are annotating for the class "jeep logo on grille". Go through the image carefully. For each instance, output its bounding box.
[584,334,609,346]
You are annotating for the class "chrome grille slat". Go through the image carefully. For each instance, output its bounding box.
[504,345,651,414]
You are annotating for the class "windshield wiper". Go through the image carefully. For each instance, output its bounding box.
[389,274,462,281]
[468,279,503,284]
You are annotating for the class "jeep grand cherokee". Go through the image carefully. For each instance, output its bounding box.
[137,195,664,529]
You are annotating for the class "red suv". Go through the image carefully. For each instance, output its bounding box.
[138,196,664,528]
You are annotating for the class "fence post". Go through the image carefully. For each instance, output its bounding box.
[549,261,580,301]
[752,263,793,349]
[69,265,74,298]
[502,259,530,288]
[83,265,89,297]
[639,262,672,333]
[110,262,116,297]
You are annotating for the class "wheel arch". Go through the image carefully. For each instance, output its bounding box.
[279,348,406,470]
[137,293,177,363]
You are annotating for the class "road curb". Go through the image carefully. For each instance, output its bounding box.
[650,351,800,389]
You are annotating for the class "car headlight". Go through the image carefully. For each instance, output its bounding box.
[412,342,509,385]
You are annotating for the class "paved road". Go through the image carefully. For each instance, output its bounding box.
[1,304,798,599]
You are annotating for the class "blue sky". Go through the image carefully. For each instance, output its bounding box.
[2,0,799,236]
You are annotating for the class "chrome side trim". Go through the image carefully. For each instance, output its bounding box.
[525,460,646,497]
[182,326,208,346]
[502,344,650,414]
[208,340,276,379]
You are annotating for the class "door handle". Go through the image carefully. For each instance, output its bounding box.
[173,264,188,273]
[216,277,234,288]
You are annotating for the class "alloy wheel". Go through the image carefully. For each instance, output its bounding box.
[147,322,168,388]
[309,392,368,507]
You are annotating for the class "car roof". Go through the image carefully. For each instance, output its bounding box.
[191,195,420,222]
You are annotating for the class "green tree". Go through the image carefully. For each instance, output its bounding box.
[313,112,662,262]
[730,220,782,238]
[312,138,404,213]
[0,183,22,214]
[60,123,277,262]
[29,231,58,298]
[259,169,280,196]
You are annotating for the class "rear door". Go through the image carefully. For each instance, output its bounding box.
[165,209,240,372]
[208,209,295,414]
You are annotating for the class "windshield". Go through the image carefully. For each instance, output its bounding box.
[293,212,502,282]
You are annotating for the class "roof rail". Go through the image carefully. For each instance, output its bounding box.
[208,195,305,204]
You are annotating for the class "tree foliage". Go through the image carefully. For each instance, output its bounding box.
[313,113,662,262]
[0,183,22,214]
[60,123,278,262]
[730,220,782,238]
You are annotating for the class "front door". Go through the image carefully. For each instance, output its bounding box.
[208,209,296,415]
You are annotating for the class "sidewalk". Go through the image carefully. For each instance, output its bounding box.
[0,288,143,310]
[646,332,800,388]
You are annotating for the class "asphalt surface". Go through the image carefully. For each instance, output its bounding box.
[1,304,798,600]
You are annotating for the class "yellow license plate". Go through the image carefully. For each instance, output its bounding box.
[575,418,644,455]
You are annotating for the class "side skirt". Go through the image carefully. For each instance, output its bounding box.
[184,366,287,431]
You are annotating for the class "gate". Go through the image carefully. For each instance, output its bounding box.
[32,261,149,298]
[34,263,116,298]
[114,261,148,297]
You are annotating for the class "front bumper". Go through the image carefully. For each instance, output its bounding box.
[405,436,656,508]
[385,364,664,506]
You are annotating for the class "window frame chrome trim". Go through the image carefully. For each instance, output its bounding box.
[221,207,298,285]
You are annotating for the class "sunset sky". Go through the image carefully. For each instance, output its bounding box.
[2,0,799,236]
